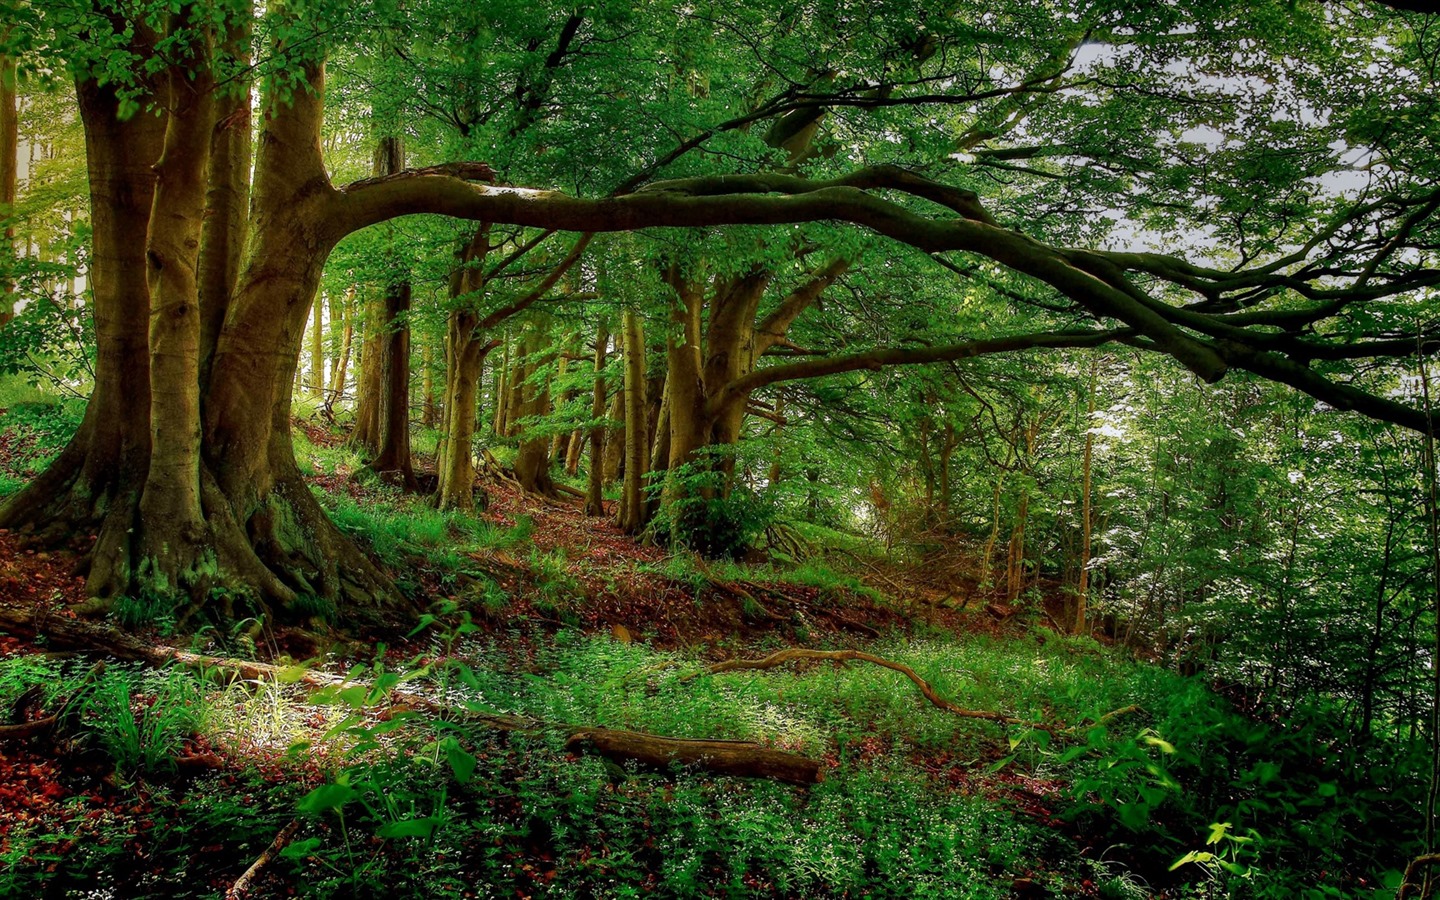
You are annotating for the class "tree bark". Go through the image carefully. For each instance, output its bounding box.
[584,323,609,516]
[348,290,384,452]
[0,64,165,601]
[512,326,555,495]
[434,227,492,512]
[136,20,217,593]
[617,307,649,533]
[0,47,17,326]
[362,135,418,490]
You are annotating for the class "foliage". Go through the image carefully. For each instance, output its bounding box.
[653,457,776,560]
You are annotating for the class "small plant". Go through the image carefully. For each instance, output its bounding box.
[652,456,774,560]
[80,666,206,778]
[1171,821,1259,881]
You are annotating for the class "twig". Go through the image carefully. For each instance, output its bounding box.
[1399,853,1440,900]
[226,819,302,900]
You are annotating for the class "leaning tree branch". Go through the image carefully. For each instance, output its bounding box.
[323,162,1440,433]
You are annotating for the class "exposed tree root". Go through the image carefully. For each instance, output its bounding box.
[690,647,1049,730]
[692,648,1138,736]
[0,604,822,784]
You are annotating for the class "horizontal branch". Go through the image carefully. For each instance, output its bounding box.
[710,329,1129,416]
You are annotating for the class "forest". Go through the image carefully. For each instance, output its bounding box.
[0,0,1437,897]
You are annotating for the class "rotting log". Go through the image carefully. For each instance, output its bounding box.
[0,605,823,784]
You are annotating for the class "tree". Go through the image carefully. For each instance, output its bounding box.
[2,0,1437,620]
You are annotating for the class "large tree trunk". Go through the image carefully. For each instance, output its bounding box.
[0,67,165,600]
[200,63,403,623]
[137,23,217,591]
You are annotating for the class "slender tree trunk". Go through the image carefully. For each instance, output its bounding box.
[512,326,555,495]
[564,427,584,475]
[1075,357,1098,634]
[617,307,649,533]
[549,351,572,460]
[366,278,418,488]
[584,322,609,516]
[362,135,417,490]
[309,296,325,400]
[348,291,384,450]
[493,334,510,436]
[326,286,353,408]
[434,227,491,512]
[0,48,18,326]
[422,340,438,428]
[602,386,625,485]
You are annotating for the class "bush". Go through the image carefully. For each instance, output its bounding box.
[653,458,774,560]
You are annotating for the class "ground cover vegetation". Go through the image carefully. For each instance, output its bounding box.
[0,0,1438,896]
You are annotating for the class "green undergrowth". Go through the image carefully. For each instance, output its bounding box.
[0,623,1420,898]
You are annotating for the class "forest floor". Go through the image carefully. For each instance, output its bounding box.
[0,402,1408,899]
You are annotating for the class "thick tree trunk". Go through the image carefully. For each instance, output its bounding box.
[617,308,649,533]
[136,31,217,593]
[0,70,165,600]
[201,63,404,623]
[584,323,609,516]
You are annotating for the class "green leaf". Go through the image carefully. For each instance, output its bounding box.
[377,817,440,839]
[986,754,1015,773]
[1170,850,1214,871]
[446,742,477,784]
[298,782,357,816]
[280,837,322,859]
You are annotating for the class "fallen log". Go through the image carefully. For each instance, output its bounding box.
[0,604,823,784]
[564,729,822,784]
